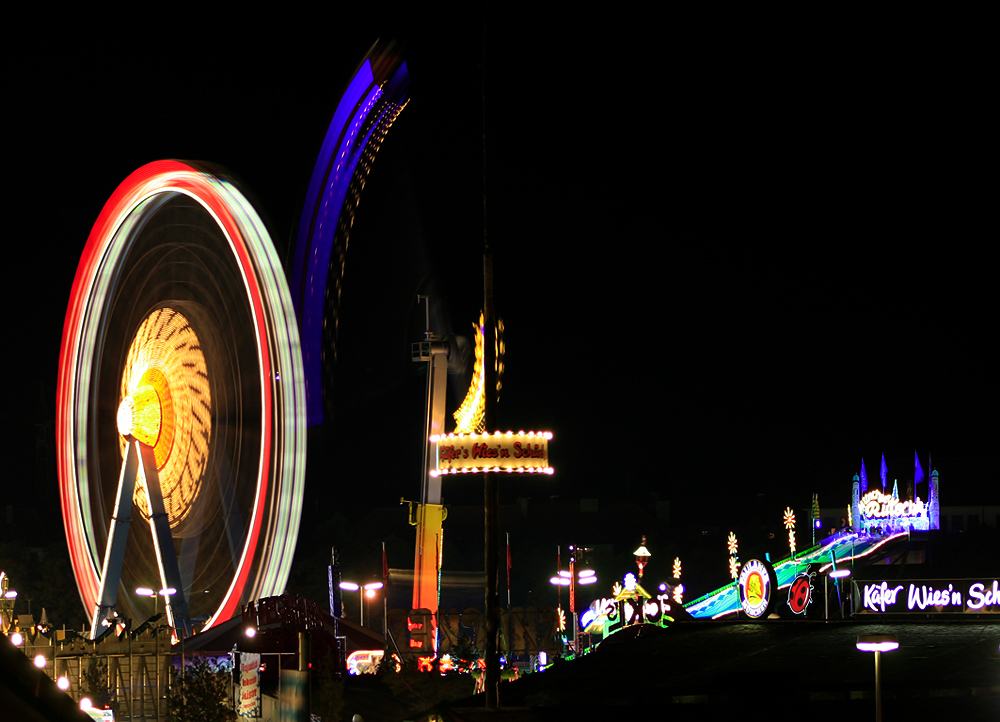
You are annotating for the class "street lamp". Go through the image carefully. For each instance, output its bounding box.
[857,634,899,722]
[549,548,597,655]
[136,586,174,721]
[339,582,383,627]
[826,568,851,621]
[135,587,175,617]
[633,537,651,578]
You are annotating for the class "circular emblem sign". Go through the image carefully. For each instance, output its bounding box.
[738,559,775,619]
[787,573,813,615]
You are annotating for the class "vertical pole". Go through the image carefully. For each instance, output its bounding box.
[569,553,577,653]
[154,626,160,722]
[824,575,829,622]
[480,4,500,705]
[506,532,511,611]
[483,242,499,709]
[874,649,883,722]
[299,631,311,720]
[383,541,389,639]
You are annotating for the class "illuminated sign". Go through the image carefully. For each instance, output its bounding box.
[860,579,1000,614]
[238,653,260,718]
[737,559,775,619]
[346,650,385,675]
[786,573,814,615]
[430,431,553,476]
[858,490,928,531]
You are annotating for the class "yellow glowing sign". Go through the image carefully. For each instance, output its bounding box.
[430,431,552,476]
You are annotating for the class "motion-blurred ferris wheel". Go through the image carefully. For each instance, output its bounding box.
[57,161,306,637]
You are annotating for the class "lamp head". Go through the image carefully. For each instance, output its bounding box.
[856,634,899,653]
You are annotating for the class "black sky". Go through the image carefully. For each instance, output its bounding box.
[6,10,995,560]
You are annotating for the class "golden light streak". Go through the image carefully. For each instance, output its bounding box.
[453,313,505,434]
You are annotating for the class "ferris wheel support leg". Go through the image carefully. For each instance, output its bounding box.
[137,442,193,639]
[90,440,141,638]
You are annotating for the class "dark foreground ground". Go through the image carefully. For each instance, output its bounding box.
[344,620,1000,722]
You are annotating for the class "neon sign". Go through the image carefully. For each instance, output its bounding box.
[737,559,775,619]
[786,573,814,615]
[346,650,385,675]
[860,579,1000,614]
[858,490,928,531]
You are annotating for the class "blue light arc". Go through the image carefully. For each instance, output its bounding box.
[291,48,410,426]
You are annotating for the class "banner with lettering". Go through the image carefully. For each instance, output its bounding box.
[859,578,1000,614]
[239,652,261,718]
[431,431,552,476]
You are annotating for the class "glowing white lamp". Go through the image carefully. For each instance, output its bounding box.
[856,634,899,721]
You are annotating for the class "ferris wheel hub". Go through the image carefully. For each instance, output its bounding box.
[117,383,162,447]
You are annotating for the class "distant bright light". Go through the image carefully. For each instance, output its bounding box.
[33,654,46,668]
[57,676,70,691]
[80,698,92,711]
[829,569,851,579]
[339,582,360,591]
[136,587,155,597]
[244,627,257,638]
[363,582,384,591]
[549,576,570,586]
[578,570,596,579]
[10,632,23,646]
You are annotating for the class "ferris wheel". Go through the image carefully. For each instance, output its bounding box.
[57,161,306,638]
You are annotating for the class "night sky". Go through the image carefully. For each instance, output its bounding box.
[5,12,995,610]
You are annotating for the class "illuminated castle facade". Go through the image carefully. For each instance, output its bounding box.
[851,463,940,533]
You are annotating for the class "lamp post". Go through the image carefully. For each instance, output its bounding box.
[856,634,899,721]
[549,547,596,655]
[633,537,651,579]
[136,587,174,721]
[826,569,851,622]
[339,582,383,628]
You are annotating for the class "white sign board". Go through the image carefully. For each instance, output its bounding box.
[239,652,261,718]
